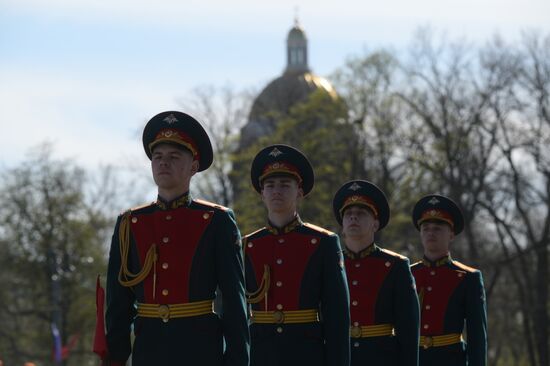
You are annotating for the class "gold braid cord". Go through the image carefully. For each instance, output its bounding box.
[246,265,270,304]
[118,211,158,288]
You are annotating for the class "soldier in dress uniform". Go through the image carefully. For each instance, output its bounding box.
[243,144,350,366]
[410,195,487,366]
[333,180,420,366]
[101,111,250,366]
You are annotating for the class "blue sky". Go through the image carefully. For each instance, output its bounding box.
[1,0,549,172]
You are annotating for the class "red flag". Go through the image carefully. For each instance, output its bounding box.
[61,333,80,360]
[93,275,108,359]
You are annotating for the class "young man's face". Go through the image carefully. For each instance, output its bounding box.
[420,221,454,254]
[261,175,303,215]
[342,205,379,241]
[151,143,198,192]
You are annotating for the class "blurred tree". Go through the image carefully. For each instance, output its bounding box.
[396,29,501,265]
[331,50,402,190]
[394,30,518,366]
[478,32,550,366]
[179,84,254,206]
[0,144,111,366]
[330,50,416,255]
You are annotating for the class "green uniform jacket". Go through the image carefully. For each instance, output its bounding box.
[345,244,419,366]
[244,216,350,366]
[411,255,487,366]
[105,194,250,366]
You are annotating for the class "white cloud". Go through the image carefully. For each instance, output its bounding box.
[4,0,549,31]
[0,68,181,169]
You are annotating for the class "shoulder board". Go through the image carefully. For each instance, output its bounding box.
[410,261,424,270]
[124,201,155,215]
[379,247,408,261]
[303,223,335,236]
[244,227,268,240]
[452,260,478,273]
[193,198,229,211]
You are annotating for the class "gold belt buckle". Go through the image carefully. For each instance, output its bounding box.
[273,311,285,324]
[158,304,170,323]
[350,326,362,338]
[423,336,433,349]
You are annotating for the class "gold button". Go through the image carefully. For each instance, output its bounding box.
[248,242,253,248]
[423,336,434,349]
[385,261,391,267]
[423,324,429,329]
[278,238,285,243]
[276,327,283,333]
[276,304,283,310]
[311,238,317,244]
[353,321,359,326]
[162,237,169,243]
[158,304,169,323]
[276,281,283,287]
[166,215,172,221]
[458,273,463,277]
[131,217,138,223]
[352,280,358,286]
[203,213,210,219]
[352,300,358,306]
[355,263,361,268]
[162,289,169,296]
[430,270,436,275]
[354,342,360,348]
[425,305,431,310]
[427,286,432,291]
[351,325,362,338]
[276,259,283,264]
[273,310,285,323]
[162,262,168,269]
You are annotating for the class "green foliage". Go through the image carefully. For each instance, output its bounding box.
[0,146,108,366]
[232,90,360,235]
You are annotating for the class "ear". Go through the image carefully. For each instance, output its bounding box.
[373,219,380,232]
[449,231,455,242]
[297,187,304,199]
[190,160,199,175]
